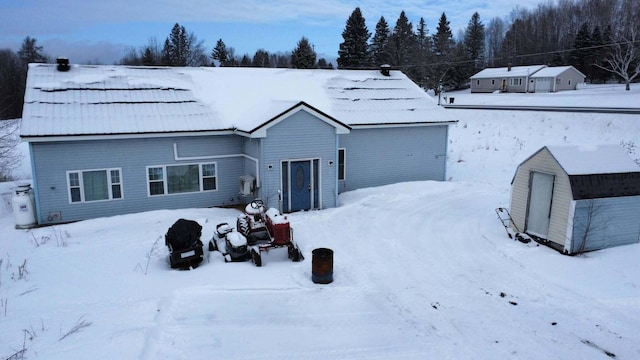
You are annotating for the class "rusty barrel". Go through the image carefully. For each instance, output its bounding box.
[312,248,333,284]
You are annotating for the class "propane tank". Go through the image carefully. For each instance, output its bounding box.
[12,184,37,229]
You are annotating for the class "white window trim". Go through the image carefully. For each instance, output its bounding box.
[146,162,218,197]
[66,168,123,204]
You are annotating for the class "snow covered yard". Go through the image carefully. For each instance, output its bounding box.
[1,85,640,359]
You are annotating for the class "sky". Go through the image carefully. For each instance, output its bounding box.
[0,0,544,65]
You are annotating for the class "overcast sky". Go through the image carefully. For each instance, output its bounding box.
[0,0,543,65]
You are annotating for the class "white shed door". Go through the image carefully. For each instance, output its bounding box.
[526,172,555,239]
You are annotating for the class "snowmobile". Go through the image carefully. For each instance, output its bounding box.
[236,199,304,267]
[208,222,250,262]
[165,218,204,269]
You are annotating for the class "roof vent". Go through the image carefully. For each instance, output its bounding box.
[56,57,70,72]
[380,64,391,76]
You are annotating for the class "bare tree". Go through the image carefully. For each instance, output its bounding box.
[573,200,610,255]
[594,29,640,90]
[0,119,23,181]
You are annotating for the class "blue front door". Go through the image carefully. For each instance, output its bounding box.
[290,161,311,212]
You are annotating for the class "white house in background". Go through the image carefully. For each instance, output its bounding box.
[20,60,457,225]
[470,65,546,93]
[530,66,586,93]
[509,145,640,255]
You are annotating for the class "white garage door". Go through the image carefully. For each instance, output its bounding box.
[535,78,553,93]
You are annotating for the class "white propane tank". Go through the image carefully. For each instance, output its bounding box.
[12,184,37,229]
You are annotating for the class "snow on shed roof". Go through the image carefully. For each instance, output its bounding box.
[530,66,585,78]
[470,65,546,79]
[547,145,640,175]
[21,64,453,139]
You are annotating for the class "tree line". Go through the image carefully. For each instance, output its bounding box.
[2,0,640,121]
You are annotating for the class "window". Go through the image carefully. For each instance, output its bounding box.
[147,162,217,196]
[491,79,495,85]
[338,148,346,181]
[476,80,480,85]
[67,168,122,203]
[509,78,523,86]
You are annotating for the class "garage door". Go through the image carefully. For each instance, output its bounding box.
[535,78,552,93]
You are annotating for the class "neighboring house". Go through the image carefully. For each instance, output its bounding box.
[20,60,457,225]
[470,65,546,93]
[509,145,640,255]
[530,66,586,93]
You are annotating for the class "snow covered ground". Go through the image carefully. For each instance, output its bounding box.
[1,84,639,359]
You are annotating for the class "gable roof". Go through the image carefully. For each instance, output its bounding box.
[21,64,455,140]
[470,65,546,79]
[530,66,586,79]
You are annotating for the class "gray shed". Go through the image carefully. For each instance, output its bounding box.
[510,145,640,254]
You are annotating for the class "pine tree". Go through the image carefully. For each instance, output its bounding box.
[388,11,418,67]
[161,23,207,66]
[291,37,317,69]
[590,25,608,83]
[337,7,371,69]
[464,12,485,71]
[370,16,392,66]
[569,22,593,78]
[414,17,432,87]
[433,13,454,57]
[211,39,229,66]
[252,49,270,67]
[17,36,48,65]
[240,54,251,67]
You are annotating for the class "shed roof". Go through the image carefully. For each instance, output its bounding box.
[470,65,546,79]
[530,66,586,79]
[547,145,640,200]
[21,64,455,139]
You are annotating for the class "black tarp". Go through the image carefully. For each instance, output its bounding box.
[166,219,202,251]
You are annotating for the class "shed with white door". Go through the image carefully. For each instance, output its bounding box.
[509,145,640,254]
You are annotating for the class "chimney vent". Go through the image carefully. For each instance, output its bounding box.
[507,63,512,72]
[57,57,70,72]
[380,64,391,76]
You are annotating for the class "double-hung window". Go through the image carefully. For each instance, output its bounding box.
[67,168,122,203]
[147,162,217,196]
[509,78,522,86]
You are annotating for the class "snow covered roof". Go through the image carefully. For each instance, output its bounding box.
[530,66,585,79]
[21,64,454,139]
[546,145,640,175]
[470,65,546,79]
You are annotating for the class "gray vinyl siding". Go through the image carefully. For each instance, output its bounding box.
[569,196,640,254]
[260,110,338,211]
[338,125,448,193]
[470,78,502,93]
[30,135,244,224]
[510,148,573,247]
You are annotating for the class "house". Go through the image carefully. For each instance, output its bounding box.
[470,65,546,93]
[509,145,640,254]
[530,66,585,93]
[20,60,457,225]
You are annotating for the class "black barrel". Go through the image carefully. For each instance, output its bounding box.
[312,248,333,284]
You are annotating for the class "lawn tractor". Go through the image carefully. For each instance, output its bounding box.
[236,199,304,267]
[165,218,204,269]
[208,222,250,262]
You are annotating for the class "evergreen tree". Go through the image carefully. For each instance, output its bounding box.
[161,23,207,66]
[433,12,454,57]
[414,17,432,88]
[463,12,485,71]
[317,58,334,69]
[590,25,609,83]
[370,16,392,66]
[240,54,251,67]
[17,36,48,65]
[291,37,317,69]
[211,39,229,66]
[0,49,24,119]
[569,22,593,79]
[252,49,270,67]
[388,11,418,67]
[337,7,371,69]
